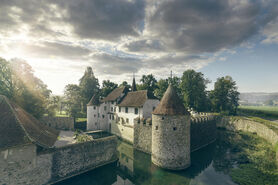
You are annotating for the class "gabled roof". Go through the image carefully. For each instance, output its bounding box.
[87,95,100,106]
[153,84,190,115]
[0,95,59,150]
[118,90,157,107]
[102,86,128,102]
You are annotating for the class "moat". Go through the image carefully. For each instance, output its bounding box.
[55,128,278,185]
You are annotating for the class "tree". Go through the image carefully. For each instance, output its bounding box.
[64,84,82,118]
[180,70,209,112]
[0,58,52,118]
[137,74,158,94]
[79,67,100,112]
[210,76,240,115]
[101,80,118,97]
[154,79,168,100]
[119,81,131,90]
[0,58,14,98]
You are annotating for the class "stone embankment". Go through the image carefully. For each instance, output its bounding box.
[0,135,117,185]
[217,116,278,162]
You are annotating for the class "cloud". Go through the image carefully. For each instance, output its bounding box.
[1,41,92,60]
[121,39,166,53]
[56,0,145,40]
[143,0,278,53]
[90,53,143,75]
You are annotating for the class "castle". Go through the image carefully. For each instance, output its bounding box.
[87,76,217,170]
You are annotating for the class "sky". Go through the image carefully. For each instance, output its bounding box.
[0,0,278,95]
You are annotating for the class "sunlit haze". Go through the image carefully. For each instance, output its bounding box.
[1,0,278,94]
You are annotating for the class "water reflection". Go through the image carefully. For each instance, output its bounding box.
[56,131,236,185]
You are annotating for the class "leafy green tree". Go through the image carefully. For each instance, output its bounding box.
[154,79,168,99]
[64,84,82,119]
[101,80,118,97]
[180,70,209,112]
[79,67,100,112]
[0,58,52,118]
[210,76,240,115]
[0,58,14,98]
[154,76,182,100]
[137,74,158,94]
[119,81,131,90]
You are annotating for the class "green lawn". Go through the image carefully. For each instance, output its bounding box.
[238,106,278,120]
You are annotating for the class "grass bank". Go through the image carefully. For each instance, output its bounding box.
[216,129,278,185]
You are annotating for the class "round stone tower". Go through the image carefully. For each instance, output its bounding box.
[151,84,191,170]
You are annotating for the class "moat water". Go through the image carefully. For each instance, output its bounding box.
[56,130,237,185]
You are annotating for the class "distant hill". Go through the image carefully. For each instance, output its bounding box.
[240,92,278,105]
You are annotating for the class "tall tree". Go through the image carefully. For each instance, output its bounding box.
[180,70,209,112]
[101,80,118,97]
[0,58,52,118]
[137,74,158,94]
[154,76,182,100]
[119,81,131,90]
[64,84,82,118]
[0,58,14,98]
[210,76,240,115]
[79,67,99,112]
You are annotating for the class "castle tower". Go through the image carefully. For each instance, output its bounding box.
[87,95,100,130]
[151,84,191,170]
[131,73,137,92]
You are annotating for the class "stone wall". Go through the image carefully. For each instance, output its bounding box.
[111,122,134,143]
[0,136,117,185]
[134,118,152,154]
[50,135,117,183]
[40,116,74,131]
[217,117,278,162]
[190,115,217,152]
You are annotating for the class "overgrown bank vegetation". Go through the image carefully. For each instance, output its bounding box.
[216,129,278,185]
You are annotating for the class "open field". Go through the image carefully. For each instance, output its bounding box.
[238,106,278,120]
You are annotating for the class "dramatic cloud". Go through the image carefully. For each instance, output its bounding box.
[143,0,278,53]
[56,0,145,40]
[90,53,143,75]
[0,0,278,94]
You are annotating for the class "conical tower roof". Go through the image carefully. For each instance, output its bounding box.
[87,95,100,106]
[153,84,189,115]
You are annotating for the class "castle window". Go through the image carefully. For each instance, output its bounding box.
[114,107,116,112]
[104,106,107,111]
[112,115,114,120]
[126,118,129,123]
[125,107,128,113]
[119,107,121,112]
[173,127,177,131]
[102,115,105,118]
[162,117,164,120]
[94,114,96,117]
[155,126,158,130]
[111,107,113,112]
[98,113,100,117]
[93,106,96,110]
[135,108,138,114]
